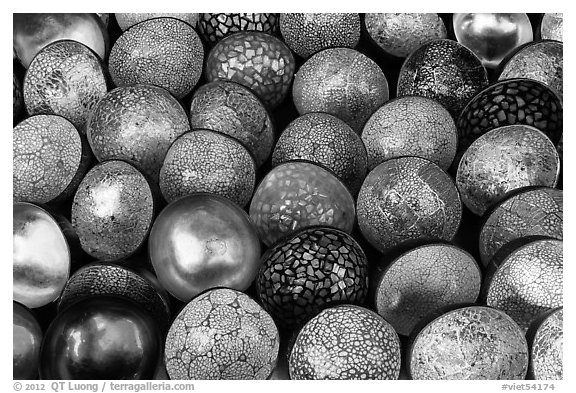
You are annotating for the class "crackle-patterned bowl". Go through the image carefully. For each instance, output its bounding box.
[164,288,279,380]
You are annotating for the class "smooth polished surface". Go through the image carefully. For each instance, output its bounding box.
[13,202,70,308]
[13,302,43,380]
[40,296,161,380]
[13,13,109,68]
[149,193,261,302]
[453,13,533,68]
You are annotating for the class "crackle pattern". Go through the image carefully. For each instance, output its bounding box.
[540,14,563,41]
[365,13,447,58]
[205,31,294,109]
[289,305,401,380]
[159,130,256,207]
[375,244,481,336]
[499,41,563,101]
[86,84,189,182]
[165,288,279,380]
[479,187,563,267]
[397,39,488,118]
[293,47,389,132]
[457,79,563,151]
[530,308,563,380]
[71,160,154,262]
[189,81,274,167]
[13,72,23,121]
[486,239,563,331]
[357,156,462,255]
[272,112,368,195]
[280,13,360,59]
[361,96,457,171]
[23,40,107,131]
[199,13,279,46]
[115,13,199,31]
[257,227,369,331]
[409,306,529,379]
[13,115,82,204]
[249,161,355,247]
[456,125,560,216]
[58,263,171,332]
[109,18,204,99]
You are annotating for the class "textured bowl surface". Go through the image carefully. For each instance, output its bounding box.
[397,39,488,118]
[289,305,401,380]
[293,47,389,132]
[409,305,529,379]
[23,40,107,131]
[479,187,563,267]
[71,160,154,262]
[165,288,279,380]
[485,239,563,331]
[189,80,274,168]
[86,84,189,182]
[272,112,368,195]
[456,125,560,216]
[109,18,204,99]
[257,226,369,330]
[357,156,462,254]
[159,130,256,206]
[375,243,481,336]
[205,31,295,109]
[249,161,356,247]
[362,96,457,171]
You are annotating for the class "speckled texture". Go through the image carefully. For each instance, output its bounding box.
[375,244,481,337]
[293,48,389,133]
[115,13,199,31]
[479,187,563,267]
[71,160,154,261]
[109,18,204,99]
[198,13,279,46]
[364,13,447,58]
[409,306,529,379]
[499,41,563,101]
[164,288,279,380]
[86,84,190,182]
[13,115,82,204]
[159,130,256,207]
[457,79,563,151]
[289,305,401,380]
[23,40,107,132]
[397,39,488,118]
[456,125,560,216]
[189,81,274,168]
[540,13,563,41]
[249,161,355,247]
[357,156,462,255]
[272,113,368,195]
[280,13,360,59]
[530,308,563,380]
[13,72,23,121]
[205,31,295,109]
[256,227,369,331]
[361,96,457,171]
[58,263,171,333]
[485,239,563,331]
